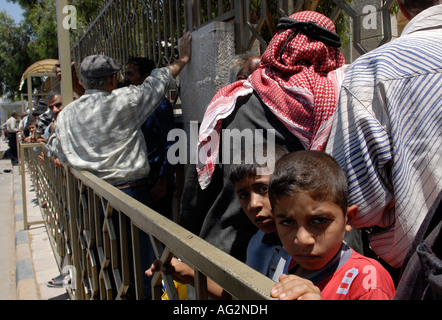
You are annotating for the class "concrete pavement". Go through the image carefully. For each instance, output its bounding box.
[0,144,16,300]
[0,139,69,300]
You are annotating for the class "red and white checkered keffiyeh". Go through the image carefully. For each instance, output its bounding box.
[197,11,346,189]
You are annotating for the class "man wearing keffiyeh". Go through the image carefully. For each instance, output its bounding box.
[180,11,357,263]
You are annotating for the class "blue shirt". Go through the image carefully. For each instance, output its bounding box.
[246,230,290,282]
[142,97,176,190]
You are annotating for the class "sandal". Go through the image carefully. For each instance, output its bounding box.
[47,274,65,288]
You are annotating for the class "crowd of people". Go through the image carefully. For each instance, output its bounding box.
[11,0,442,300]
[1,95,52,164]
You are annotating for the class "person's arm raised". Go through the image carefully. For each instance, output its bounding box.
[167,32,192,79]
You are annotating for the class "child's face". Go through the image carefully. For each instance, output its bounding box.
[28,124,35,132]
[273,191,354,272]
[235,174,276,233]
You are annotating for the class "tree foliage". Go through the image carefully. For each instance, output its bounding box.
[1,0,105,99]
[25,0,59,61]
[0,11,32,99]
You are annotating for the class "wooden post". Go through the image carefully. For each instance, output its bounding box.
[56,0,74,108]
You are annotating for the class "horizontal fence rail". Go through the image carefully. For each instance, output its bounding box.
[21,142,276,300]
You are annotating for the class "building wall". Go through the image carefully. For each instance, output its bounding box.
[341,1,406,63]
[0,102,22,125]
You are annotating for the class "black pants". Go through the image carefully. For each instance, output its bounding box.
[395,192,442,300]
[7,133,18,164]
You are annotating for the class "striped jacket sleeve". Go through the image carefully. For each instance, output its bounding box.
[326,34,442,268]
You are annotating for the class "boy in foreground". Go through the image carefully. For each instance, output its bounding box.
[268,151,395,300]
[146,144,290,298]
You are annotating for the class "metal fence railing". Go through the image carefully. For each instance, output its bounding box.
[71,0,399,70]
[20,142,276,300]
[67,0,399,120]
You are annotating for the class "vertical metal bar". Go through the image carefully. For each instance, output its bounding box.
[135,0,141,57]
[128,0,135,58]
[20,93,25,113]
[156,1,161,65]
[130,222,144,299]
[194,270,208,300]
[194,0,201,28]
[140,1,146,57]
[66,168,84,299]
[168,0,174,64]
[162,0,169,62]
[187,0,194,31]
[151,275,163,300]
[176,0,182,45]
[148,238,179,300]
[20,144,29,230]
[150,0,154,58]
[234,0,246,53]
[380,0,394,46]
[207,0,211,22]
[111,6,117,61]
[126,0,131,58]
[183,0,188,32]
[27,74,33,115]
[218,0,223,15]
[121,2,127,65]
[117,212,130,298]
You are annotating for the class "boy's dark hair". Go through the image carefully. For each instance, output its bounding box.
[399,0,441,18]
[229,144,288,184]
[127,57,156,78]
[268,150,348,215]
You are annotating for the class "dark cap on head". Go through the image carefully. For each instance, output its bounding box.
[35,99,47,112]
[80,54,121,78]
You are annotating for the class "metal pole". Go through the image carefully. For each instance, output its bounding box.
[56,0,74,108]
[19,143,29,230]
[20,93,25,113]
[66,168,83,300]
[27,76,33,115]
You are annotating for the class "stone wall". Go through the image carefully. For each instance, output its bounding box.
[178,21,237,165]
[180,21,236,124]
